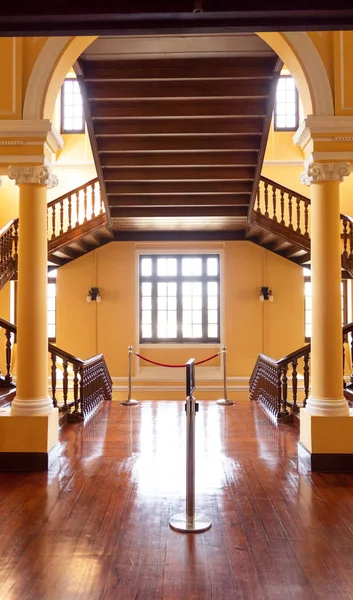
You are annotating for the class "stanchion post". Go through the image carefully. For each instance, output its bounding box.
[217,345,234,406]
[169,360,211,533]
[120,345,139,406]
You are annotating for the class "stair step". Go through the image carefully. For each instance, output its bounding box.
[0,385,16,408]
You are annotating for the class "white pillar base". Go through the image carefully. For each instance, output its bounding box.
[305,395,349,417]
[11,396,54,417]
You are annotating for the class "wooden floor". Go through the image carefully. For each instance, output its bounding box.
[1,400,353,599]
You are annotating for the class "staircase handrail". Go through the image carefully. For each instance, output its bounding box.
[0,218,18,237]
[250,321,353,420]
[47,177,99,209]
[259,175,310,204]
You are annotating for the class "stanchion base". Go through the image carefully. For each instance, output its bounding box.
[216,398,235,406]
[120,399,139,406]
[169,513,212,533]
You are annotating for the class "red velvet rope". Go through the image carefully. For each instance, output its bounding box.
[134,351,220,368]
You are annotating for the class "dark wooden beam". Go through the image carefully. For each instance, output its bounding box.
[112,229,247,242]
[102,166,255,181]
[105,180,252,194]
[97,135,260,152]
[92,117,264,136]
[110,206,249,217]
[108,193,251,207]
[99,151,259,167]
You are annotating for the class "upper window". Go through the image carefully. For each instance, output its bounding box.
[61,79,85,133]
[274,75,299,132]
[139,254,220,343]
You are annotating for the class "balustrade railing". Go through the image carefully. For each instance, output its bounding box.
[47,178,106,248]
[0,317,112,420]
[0,220,18,291]
[249,322,353,420]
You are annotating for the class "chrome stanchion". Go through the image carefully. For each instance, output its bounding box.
[169,360,211,533]
[217,345,234,406]
[121,345,139,406]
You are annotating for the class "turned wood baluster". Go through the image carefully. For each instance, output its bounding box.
[83,187,88,222]
[51,204,56,239]
[80,366,84,417]
[59,199,64,235]
[73,364,80,413]
[276,369,282,416]
[281,365,288,413]
[99,184,104,214]
[0,237,3,268]
[75,192,80,227]
[91,184,96,219]
[63,359,68,411]
[287,194,293,229]
[296,198,301,234]
[349,221,353,260]
[50,352,57,408]
[303,353,310,407]
[256,184,261,213]
[68,195,72,230]
[264,181,269,217]
[291,358,298,412]
[304,200,309,238]
[280,189,285,225]
[5,329,12,383]
[272,185,277,222]
[343,218,348,258]
[350,336,353,384]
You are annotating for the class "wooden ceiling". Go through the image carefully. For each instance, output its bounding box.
[77,34,282,234]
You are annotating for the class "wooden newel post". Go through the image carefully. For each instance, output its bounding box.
[121,345,139,406]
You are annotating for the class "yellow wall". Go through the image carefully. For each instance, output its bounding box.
[56,240,305,399]
[0,177,19,230]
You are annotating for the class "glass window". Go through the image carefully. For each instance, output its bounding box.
[139,254,220,343]
[61,79,85,133]
[274,75,299,132]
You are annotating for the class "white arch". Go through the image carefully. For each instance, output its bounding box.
[23,32,334,122]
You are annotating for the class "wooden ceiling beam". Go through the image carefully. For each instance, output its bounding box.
[108,193,251,207]
[89,98,268,118]
[85,80,271,100]
[102,166,255,181]
[105,180,253,194]
[97,135,260,152]
[99,151,258,167]
[110,206,249,218]
[92,117,264,136]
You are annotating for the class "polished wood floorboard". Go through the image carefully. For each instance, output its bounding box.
[0,401,353,599]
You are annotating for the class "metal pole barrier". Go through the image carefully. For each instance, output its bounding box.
[169,360,211,533]
[121,345,139,406]
[217,345,234,406]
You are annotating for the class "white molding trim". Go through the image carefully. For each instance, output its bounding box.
[281,32,334,117]
[263,160,303,167]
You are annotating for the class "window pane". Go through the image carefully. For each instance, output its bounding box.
[208,282,218,296]
[157,257,177,276]
[142,296,152,310]
[182,257,202,276]
[208,296,218,310]
[208,324,218,338]
[207,257,218,276]
[141,282,152,296]
[193,311,202,324]
[48,297,56,311]
[208,310,218,324]
[142,311,151,324]
[141,258,152,276]
[158,296,167,310]
[192,325,202,338]
[142,324,152,338]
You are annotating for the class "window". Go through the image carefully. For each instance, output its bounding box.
[274,75,299,131]
[61,79,84,133]
[304,271,347,342]
[139,254,220,343]
[47,275,57,342]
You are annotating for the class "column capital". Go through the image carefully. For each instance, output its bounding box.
[301,157,351,186]
[8,165,58,189]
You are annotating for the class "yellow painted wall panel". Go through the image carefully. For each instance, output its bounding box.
[0,39,22,119]
[334,31,353,115]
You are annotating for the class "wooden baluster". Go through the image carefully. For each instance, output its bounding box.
[99,184,104,215]
[303,353,310,407]
[304,199,309,238]
[296,197,301,234]
[343,218,348,258]
[80,365,84,417]
[5,329,12,383]
[287,194,293,229]
[276,368,282,417]
[280,189,285,225]
[281,365,288,413]
[272,185,277,222]
[73,364,80,414]
[51,204,56,239]
[0,236,3,269]
[350,222,353,260]
[343,342,346,385]
[264,181,269,217]
[59,199,64,235]
[68,195,72,230]
[256,184,261,213]
[291,358,298,413]
[91,184,96,219]
[75,192,80,227]
[350,335,353,384]
[63,358,68,411]
[83,187,88,222]
[50,352,57,408]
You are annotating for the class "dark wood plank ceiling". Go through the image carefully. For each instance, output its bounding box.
[77,34,282,233]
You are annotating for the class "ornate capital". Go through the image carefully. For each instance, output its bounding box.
[301,159,351,186]
[8,165,58,189]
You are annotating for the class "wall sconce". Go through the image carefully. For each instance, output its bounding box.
[87,287,101,303]
[259,286,273,302]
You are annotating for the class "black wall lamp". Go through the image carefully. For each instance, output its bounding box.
[87,287,101,303]
[259,286,273,302]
